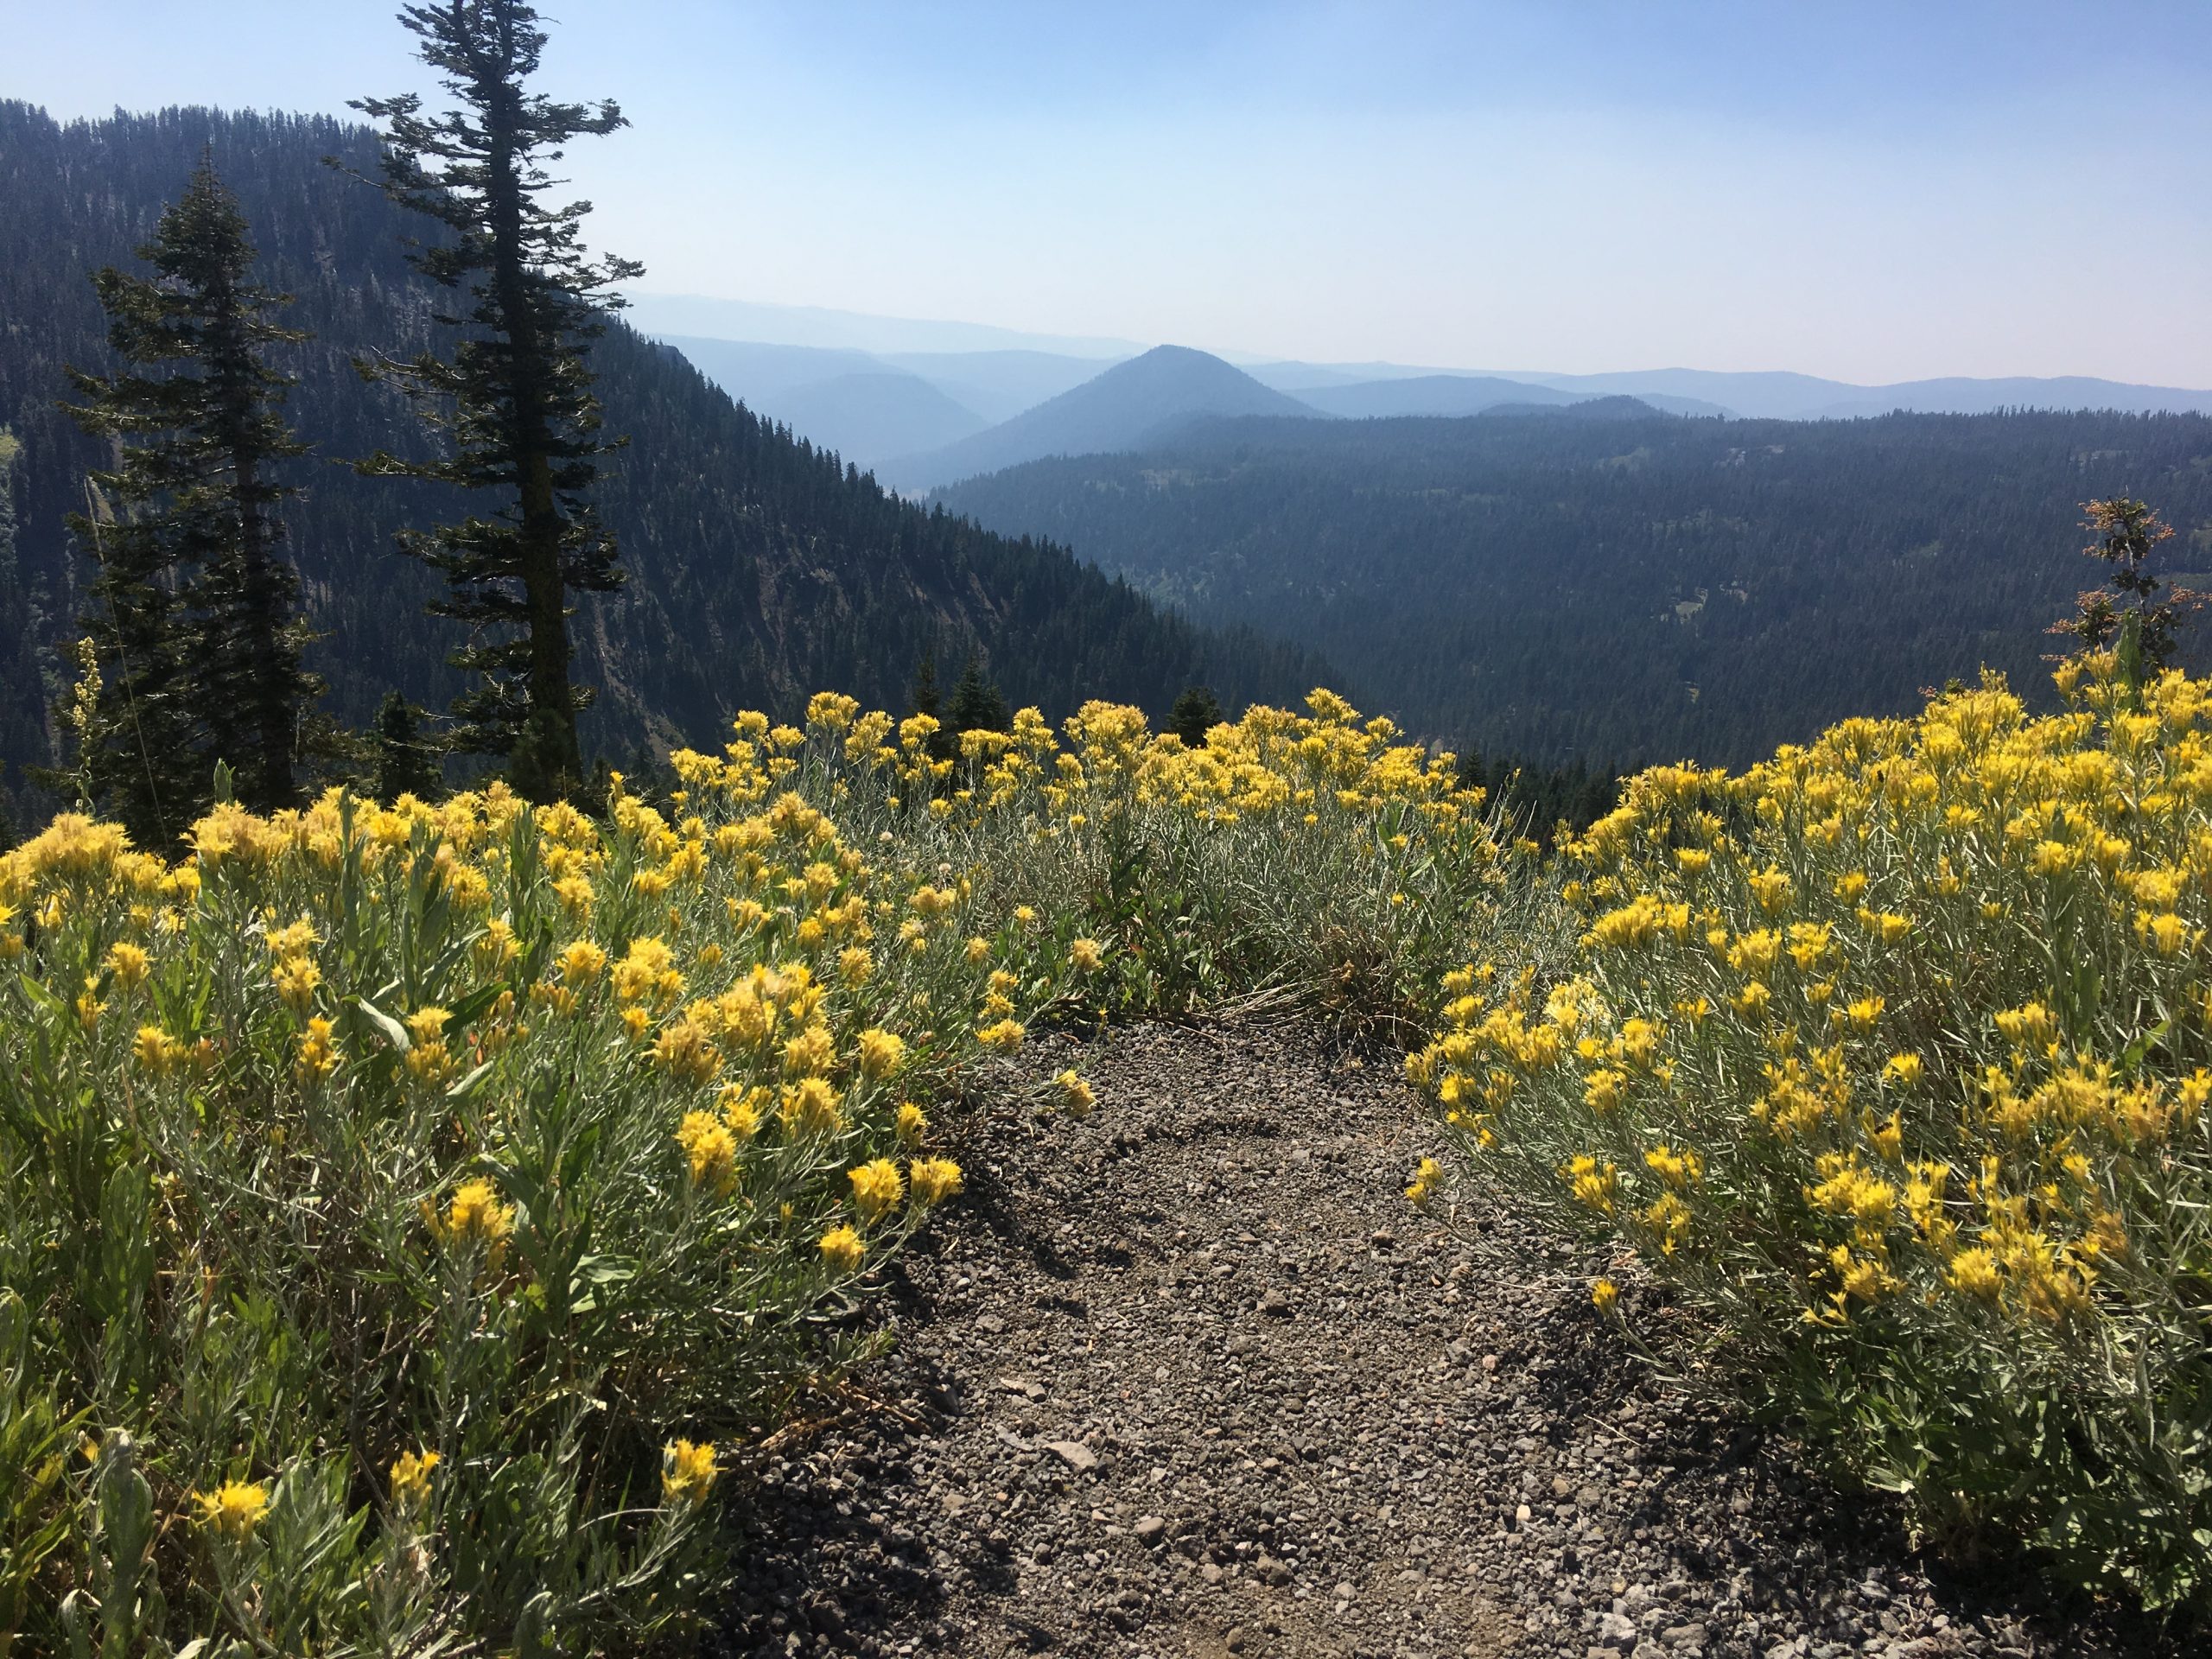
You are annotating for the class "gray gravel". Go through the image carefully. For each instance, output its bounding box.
[715,1019,2176,1658]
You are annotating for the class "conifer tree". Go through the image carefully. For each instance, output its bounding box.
[910,651,942,722]
[353,0,643,802]
[945,653,1011,737]
[370,690,445,801]
[62,156,316,839]
[1169,683,1224,747]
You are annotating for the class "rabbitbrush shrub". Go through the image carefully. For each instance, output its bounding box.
[1412,657,2212,1612]
[0,687,1512,1654]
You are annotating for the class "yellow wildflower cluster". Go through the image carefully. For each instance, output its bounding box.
[0,681,1512,1652]
[1416,664,2212,1606]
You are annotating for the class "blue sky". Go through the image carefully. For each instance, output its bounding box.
[11,2,2212,384]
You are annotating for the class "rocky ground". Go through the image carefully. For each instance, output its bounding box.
[715,1019,2176,1659]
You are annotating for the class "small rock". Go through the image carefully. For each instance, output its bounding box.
[1133,1515,1166,1545]
[1256,1554,1292,1586]
[1045,1440,1097,1472]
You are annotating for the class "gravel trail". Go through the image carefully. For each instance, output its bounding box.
[715,1020,2171,1659]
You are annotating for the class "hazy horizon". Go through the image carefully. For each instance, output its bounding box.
[10,1,2211,385]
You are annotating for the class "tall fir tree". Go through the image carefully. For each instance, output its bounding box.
[910,651,942,721]
[1168,683,1224,747]
[945,653,1011,737]
[61,156,317,841]
[353,0,643,802]
[370,690,445,802]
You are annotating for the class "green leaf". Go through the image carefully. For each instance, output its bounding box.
[445,1060,495,1103]
[353,996,410,1054]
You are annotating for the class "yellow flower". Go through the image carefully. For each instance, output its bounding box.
[976,1017,1024,1052]
[1567,1154,1618,1215]
[1405,1155,1442,1207]
[662,1438,719,1507]
[104,940,150,993]
[1054,1069,1096,1116]
[1068,938,1105,973]
[2138,911,2190,956]
[655,1016,721,1084]
[390,1448,441,1510]
[1947,1247,2004,1300]
[677,1109,740,1194]
[292,1016,340,1083]
[781,1022,837,1077]
[780,1076,844,1136]
[895,1101,930,1143]
[857,1027,906,1077]
[1643,1145,1702,1189]
[1882,1052,1923,1088]
[908,1157,964,1207]
[194,1479,270,1539]
[1591,1278,1619,1314]
[558,938,607,987]
[1583,1068,1625,1113]
[848,1157,905,1222]
[429,1178,514,1259]
[818,1224,867,1272]
[837,946,874,986]
[965,935,992,963]
[1747,868,1793,915]
[133,1025,181,1076]
[718,1084,766,1139]
[270,954,321,1016]
[1994,1001,2057,1051]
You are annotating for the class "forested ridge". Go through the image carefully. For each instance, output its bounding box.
[939,410,2212,768]
[0,101,1324,810]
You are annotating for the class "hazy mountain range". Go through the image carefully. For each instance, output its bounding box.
[642,296,2212,490]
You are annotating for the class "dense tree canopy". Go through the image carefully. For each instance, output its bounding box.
[940,410,2212,768]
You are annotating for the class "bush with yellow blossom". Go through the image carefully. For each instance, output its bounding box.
[0,683,1517,1653]
[1410,660,2212,1612]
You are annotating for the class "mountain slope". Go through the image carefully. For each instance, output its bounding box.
[653,336,887,406]
[1505,368,2212,421]
[1300,374,1580,416]
[0,102,1328,802]
[936,407,2212,770]
[878,350,1128,424]
[752,371,988,468]
[884,346,1325,489]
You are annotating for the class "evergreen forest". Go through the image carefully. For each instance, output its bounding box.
[938,410,2212,768]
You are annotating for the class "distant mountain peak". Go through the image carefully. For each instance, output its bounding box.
[885,345,1321,489]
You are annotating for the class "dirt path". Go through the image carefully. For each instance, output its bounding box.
[714,1020,2169,1659]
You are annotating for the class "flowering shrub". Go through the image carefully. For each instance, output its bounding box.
[0,687,1511,1652]
[1412,658,2212,1611]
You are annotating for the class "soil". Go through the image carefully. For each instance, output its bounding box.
[714,1018,2177,1659]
